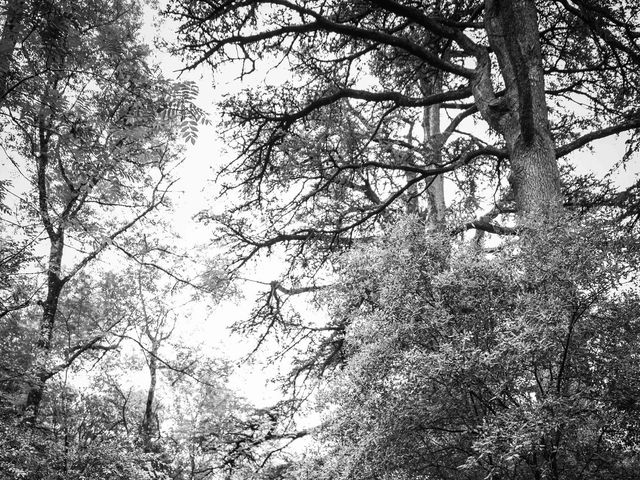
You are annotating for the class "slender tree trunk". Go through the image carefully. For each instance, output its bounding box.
[405,76,446,225]
[137,270,167,452]
[476,0,562,214]
[404,121,418,215]
[421,76,446,226]
[38,238,65,352]
[141,339,159,450]
[24,114,65,419]
[25,244,64,416]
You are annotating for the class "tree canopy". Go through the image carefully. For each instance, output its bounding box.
[298,215,640,479]
[0,1,240,478]
[1,1,640,479]
[166,1,640,477]
[169,0,640,261]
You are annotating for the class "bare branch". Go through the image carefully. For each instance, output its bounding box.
[555,118,640,158]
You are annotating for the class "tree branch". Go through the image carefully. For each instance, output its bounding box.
[555,118,640,158]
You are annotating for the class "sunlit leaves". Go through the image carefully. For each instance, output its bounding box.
[158,80,209,145]
[306,215,640,480]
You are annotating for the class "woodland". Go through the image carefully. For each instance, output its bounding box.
[1,0,640,479]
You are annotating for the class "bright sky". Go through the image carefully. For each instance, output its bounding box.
[1,4,636,411]
[135,8,303,406]
[139,5,640,406]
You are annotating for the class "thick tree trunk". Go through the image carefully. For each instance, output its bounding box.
[475,0,562,214]
[509,133,559,214]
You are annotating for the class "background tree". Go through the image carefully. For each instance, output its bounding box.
[0,1,242,478]
[0,0,211,418]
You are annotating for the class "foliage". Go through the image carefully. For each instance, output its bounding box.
[0,390,163,480]
[166,3,640,428]
[300,215,640,479]
[2,1,640,480]
[0,1,238,479]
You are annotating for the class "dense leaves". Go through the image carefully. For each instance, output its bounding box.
[301,216,640,479]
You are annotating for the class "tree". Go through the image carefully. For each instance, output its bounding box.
[0,269,153,480]
[165,0,640,414]
[169,0,640,253]
[168,0,640,370]
[0,0,207,419]
[293,215,640,480]
[166,2,640,476]
[0,2,262,478]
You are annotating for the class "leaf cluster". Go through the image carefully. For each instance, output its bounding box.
[303,215,640,480]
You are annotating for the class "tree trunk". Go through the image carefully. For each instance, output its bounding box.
[405,76,446,225]
[421,76,446,226]
[477,0,562,214]
[140,339,159,450]
[24,115,65,420]
[25,237,65,418]
[509,133,560,214]
[404,120,420,216]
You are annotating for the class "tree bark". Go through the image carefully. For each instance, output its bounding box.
[25,240,65,416]
[24,112,65,419]
[140,338,159,450]
[405,76,446,225]
[476,0,562,214]
[421,76,446,226]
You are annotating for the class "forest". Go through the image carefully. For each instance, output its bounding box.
[1,0,640,479]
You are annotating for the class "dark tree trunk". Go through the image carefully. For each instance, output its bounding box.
[24,241,65,418]
[140,339,159,450]
[24,114,65,419]
[477,0,562,214]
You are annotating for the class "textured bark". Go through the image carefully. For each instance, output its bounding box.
[509,133,560,214]
[478,0,562,214]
